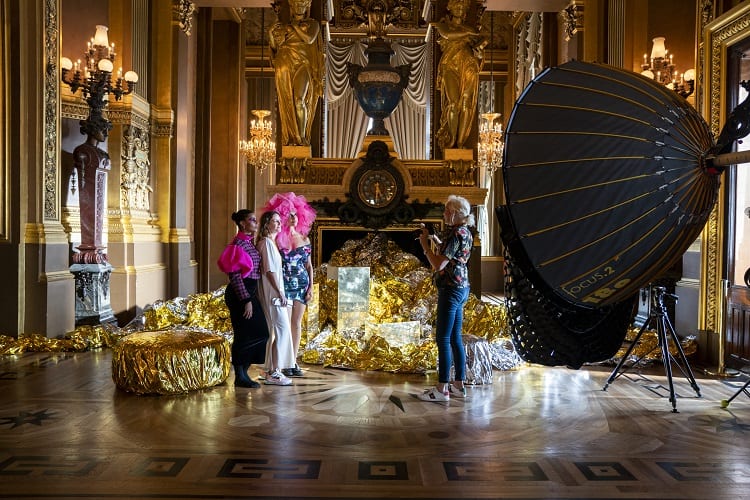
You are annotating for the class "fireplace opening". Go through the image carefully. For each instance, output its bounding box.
[313,223,443,268]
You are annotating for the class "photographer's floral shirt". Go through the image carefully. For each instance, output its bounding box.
[439,224,472,289]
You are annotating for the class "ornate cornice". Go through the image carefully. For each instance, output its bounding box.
[108,108,150,131]
[150,106,174,138]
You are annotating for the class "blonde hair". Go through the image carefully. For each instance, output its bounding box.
[445,195,475,227]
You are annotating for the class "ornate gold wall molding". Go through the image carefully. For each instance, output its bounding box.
[700,2,750,334]
[694,0,715,113]
[44,0,59,221]
[60,99,90,122]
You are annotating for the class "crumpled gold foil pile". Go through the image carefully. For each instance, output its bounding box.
[144,288,232,334]
[300,324,439,373]
[0,323,126,355]
[611,325,698,363]
[300,232,517,375]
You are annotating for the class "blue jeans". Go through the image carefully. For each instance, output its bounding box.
[436,285,470,383]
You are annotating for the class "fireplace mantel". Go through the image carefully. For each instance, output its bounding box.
[266,157,488,207]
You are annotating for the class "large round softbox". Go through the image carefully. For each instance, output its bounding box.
[500,60,718,309]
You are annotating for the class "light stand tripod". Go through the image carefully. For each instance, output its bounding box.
[602,286,701,412]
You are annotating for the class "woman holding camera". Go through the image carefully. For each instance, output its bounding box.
[417,195,475,401]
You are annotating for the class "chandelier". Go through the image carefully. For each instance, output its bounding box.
[477,12,504,175]
[240,110,276,172]
[478,113,504,174]
[240,9,275,172]
[640,37,695,98]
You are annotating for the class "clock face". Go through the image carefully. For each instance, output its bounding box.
[358,169,398,208]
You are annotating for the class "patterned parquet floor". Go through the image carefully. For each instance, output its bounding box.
[1,349,748,499]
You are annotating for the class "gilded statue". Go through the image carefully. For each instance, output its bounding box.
[269,0,325,147]
[433,0,487,151]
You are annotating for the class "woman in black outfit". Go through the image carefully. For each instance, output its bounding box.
[217,209,269,388]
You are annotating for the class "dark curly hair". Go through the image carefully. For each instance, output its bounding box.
[230,209,254,229]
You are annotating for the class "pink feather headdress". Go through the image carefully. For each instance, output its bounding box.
[261,192,316,251]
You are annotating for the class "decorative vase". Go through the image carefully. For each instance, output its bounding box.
[347,37,411,136]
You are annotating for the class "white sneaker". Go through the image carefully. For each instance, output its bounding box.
[418,387,449,402]
[264,370,293,386]
[448,384,467,399]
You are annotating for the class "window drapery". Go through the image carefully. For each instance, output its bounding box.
[325,40,430,159]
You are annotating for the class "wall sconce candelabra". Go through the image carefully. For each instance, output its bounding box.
[60,25,138,134]
[641,36,694,99]
[477,12,504,175]
[240,110,276,172]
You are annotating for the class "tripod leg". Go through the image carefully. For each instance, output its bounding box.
[603,320,649,391]
[664,316,702,397]
[721,378,750,408]
[657,316,679,412]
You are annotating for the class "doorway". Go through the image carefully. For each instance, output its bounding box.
[724,38,750,369]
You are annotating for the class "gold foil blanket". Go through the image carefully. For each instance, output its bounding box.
[111,329,230,395]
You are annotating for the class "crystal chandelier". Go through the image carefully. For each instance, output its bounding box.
[478,112,504,174]
[640,37,695,98]
[240,9,275,172]
[240,109,276,172]
[477,12,504,175]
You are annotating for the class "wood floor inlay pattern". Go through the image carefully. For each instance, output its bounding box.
[1,350,748,499]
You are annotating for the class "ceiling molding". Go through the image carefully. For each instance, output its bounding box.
[195,1,571,12]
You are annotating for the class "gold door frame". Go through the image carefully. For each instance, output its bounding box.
[699,3,750,345]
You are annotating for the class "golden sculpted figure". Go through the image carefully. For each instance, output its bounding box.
[434,0,487,150]
[270,0,325,147]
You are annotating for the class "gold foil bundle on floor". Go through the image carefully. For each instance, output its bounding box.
[463,297,509,343]
[112,329,230,395]
[611,326,698,363]
[0,323,124,355]
[185,288,232,332]
[144,289,232,334]
[144,297,189,330]
[358,335,437,372]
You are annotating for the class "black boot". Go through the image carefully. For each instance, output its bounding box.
[234,364,260,388]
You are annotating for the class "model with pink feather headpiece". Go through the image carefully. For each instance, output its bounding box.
[262,192,316,251]
[261,192,316,377]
